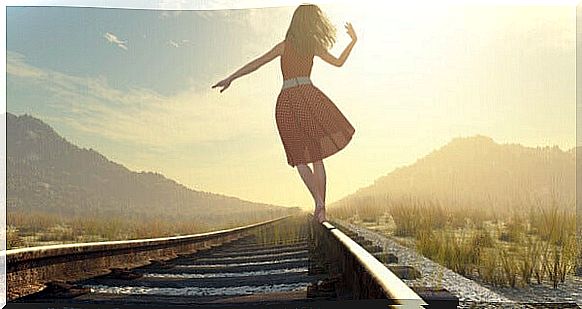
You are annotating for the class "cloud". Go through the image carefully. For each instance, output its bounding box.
[167,39,190,48]
[6,51,46,78]
[103,32,128,50]
[7,51,271,150]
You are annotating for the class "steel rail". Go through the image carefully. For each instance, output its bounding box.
[6,214,293,300]
[315,218,427,308]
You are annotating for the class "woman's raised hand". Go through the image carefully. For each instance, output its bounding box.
[212,77,232,93]
[345,22,357,41]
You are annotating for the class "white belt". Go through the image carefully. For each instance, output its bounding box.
[282,76,312,90]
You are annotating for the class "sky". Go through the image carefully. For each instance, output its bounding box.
[6,1,576,209]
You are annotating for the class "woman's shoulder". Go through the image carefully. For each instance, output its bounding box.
[276,39,289,56]
[282,39,291,53]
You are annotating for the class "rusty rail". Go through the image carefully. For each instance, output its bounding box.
[312,217,427,308]
[6,215,292,300]
[8,213,430,307]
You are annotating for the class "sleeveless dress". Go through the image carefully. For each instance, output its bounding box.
[275,40,355,167]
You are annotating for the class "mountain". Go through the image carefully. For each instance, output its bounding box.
[6,112,296,222]
[333,135,575,209]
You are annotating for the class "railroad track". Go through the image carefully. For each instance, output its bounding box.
[6,213,458,308]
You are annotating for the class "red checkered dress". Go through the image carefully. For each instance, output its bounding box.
[275,40,355,167]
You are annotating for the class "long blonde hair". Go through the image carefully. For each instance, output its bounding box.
[285,4,336,57]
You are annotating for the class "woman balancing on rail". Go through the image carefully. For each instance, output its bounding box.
[212,4,357,223]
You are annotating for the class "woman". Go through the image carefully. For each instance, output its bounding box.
[212,4,357,223]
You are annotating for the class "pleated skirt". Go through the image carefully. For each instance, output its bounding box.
[275,84,355,167]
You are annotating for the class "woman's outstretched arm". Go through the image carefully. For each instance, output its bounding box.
[316,22,357,67]
[212,41,285,93]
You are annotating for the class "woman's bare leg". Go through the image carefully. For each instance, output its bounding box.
[313,160,327,221]
[296,164,324,219]
[313,160,326,205]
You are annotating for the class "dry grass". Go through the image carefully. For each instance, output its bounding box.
[6,210,281,249]
[329,193,578,288]
[331,195,389,223]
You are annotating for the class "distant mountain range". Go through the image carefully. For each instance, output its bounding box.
[6,112,297,222]
[333,135,575,209]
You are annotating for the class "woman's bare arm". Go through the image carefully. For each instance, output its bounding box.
[212,41,284,92]
[316,22,357,67]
